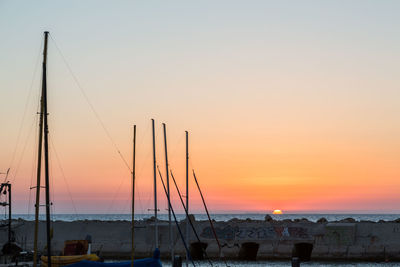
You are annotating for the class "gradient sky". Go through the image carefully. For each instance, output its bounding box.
[1,1,400,214]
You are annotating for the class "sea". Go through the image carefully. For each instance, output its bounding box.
[9,213,400,222]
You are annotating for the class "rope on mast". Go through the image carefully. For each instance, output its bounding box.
[170,170,185,210]
[168,168,214,267]
[157,167,196,267]
[49,136,78,216]
[10,118,37,185]
[7,40,43,184]
[193,170,229,267]
[48,34,131,173]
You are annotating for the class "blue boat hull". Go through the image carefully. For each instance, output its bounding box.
[66,249,162,267]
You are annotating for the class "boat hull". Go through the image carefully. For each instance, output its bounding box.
[41,254,100,267]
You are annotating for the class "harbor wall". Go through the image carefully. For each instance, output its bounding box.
[2,217,400,261]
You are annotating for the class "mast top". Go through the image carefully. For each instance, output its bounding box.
[43,32,49,65]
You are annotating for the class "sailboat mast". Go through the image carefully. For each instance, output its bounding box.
[7,184,11,243]
[131,125,136,267]
[185,130,189,266]
[33,33,45,265]
[42,31,52,267]
[151,119,158,248]
[162,123,173,261]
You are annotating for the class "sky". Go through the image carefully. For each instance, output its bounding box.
[0,1,400,214]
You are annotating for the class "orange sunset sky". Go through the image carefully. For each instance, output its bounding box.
[1,1,400,214]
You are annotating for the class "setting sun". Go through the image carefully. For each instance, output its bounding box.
[272,210,283,215]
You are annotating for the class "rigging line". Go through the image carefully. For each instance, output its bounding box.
[7,40,43,182]
[105,173,129,214]
[50,152,55,222]
[157,167,196,267]
[49,136,78,216]
[169,132,185,164]
[170,169,186,211]
[28,111,40,216]
[135,124,156,214]
[134,173,145,215]
[193,170,229,267]
[28,82,42,216]
[47,144,55,224]
[114,122,151,214]
[121,193,131,215]
[133,121,151,215]
[48,34,131,173]
[9,116,37,185]
[104,121,151,214]
[128,167,133,216]
[120,163,136,214]
[163,167,214,267]
[189,158,197,175]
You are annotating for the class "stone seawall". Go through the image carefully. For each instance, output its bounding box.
[2,218,400,260]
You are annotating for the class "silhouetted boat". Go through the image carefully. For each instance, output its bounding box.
[34,31,161,267]
[33,31,100,267]
[66,249,161,267]
[41,254,101,267]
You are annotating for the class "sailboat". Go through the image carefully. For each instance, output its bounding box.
[35,31,161,267]
[64,124,163,267]
[34,31,100,267]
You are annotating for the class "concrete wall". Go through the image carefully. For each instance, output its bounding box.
[2,218,400,260]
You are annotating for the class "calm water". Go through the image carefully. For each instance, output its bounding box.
[10,213,400,222]
[161,262,399,267]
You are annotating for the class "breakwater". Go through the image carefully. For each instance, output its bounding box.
[10,213,400,222]
[2,216,400,261]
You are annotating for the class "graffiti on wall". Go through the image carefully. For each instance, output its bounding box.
[200,225,309,240]
[324,224,355,246]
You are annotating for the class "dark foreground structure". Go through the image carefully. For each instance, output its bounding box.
[2,217,400,261]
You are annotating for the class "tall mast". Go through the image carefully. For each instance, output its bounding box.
[151,119,158,248]
[33,49,44,267]
[185,131,189,267]
[162,123,173,261]
[33,31,52,267]
[42,31,52,267]
[33,31,50,267]
[131,125,136,267]
[7,184,11,244]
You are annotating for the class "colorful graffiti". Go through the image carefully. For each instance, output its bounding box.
[200,225,309,240]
